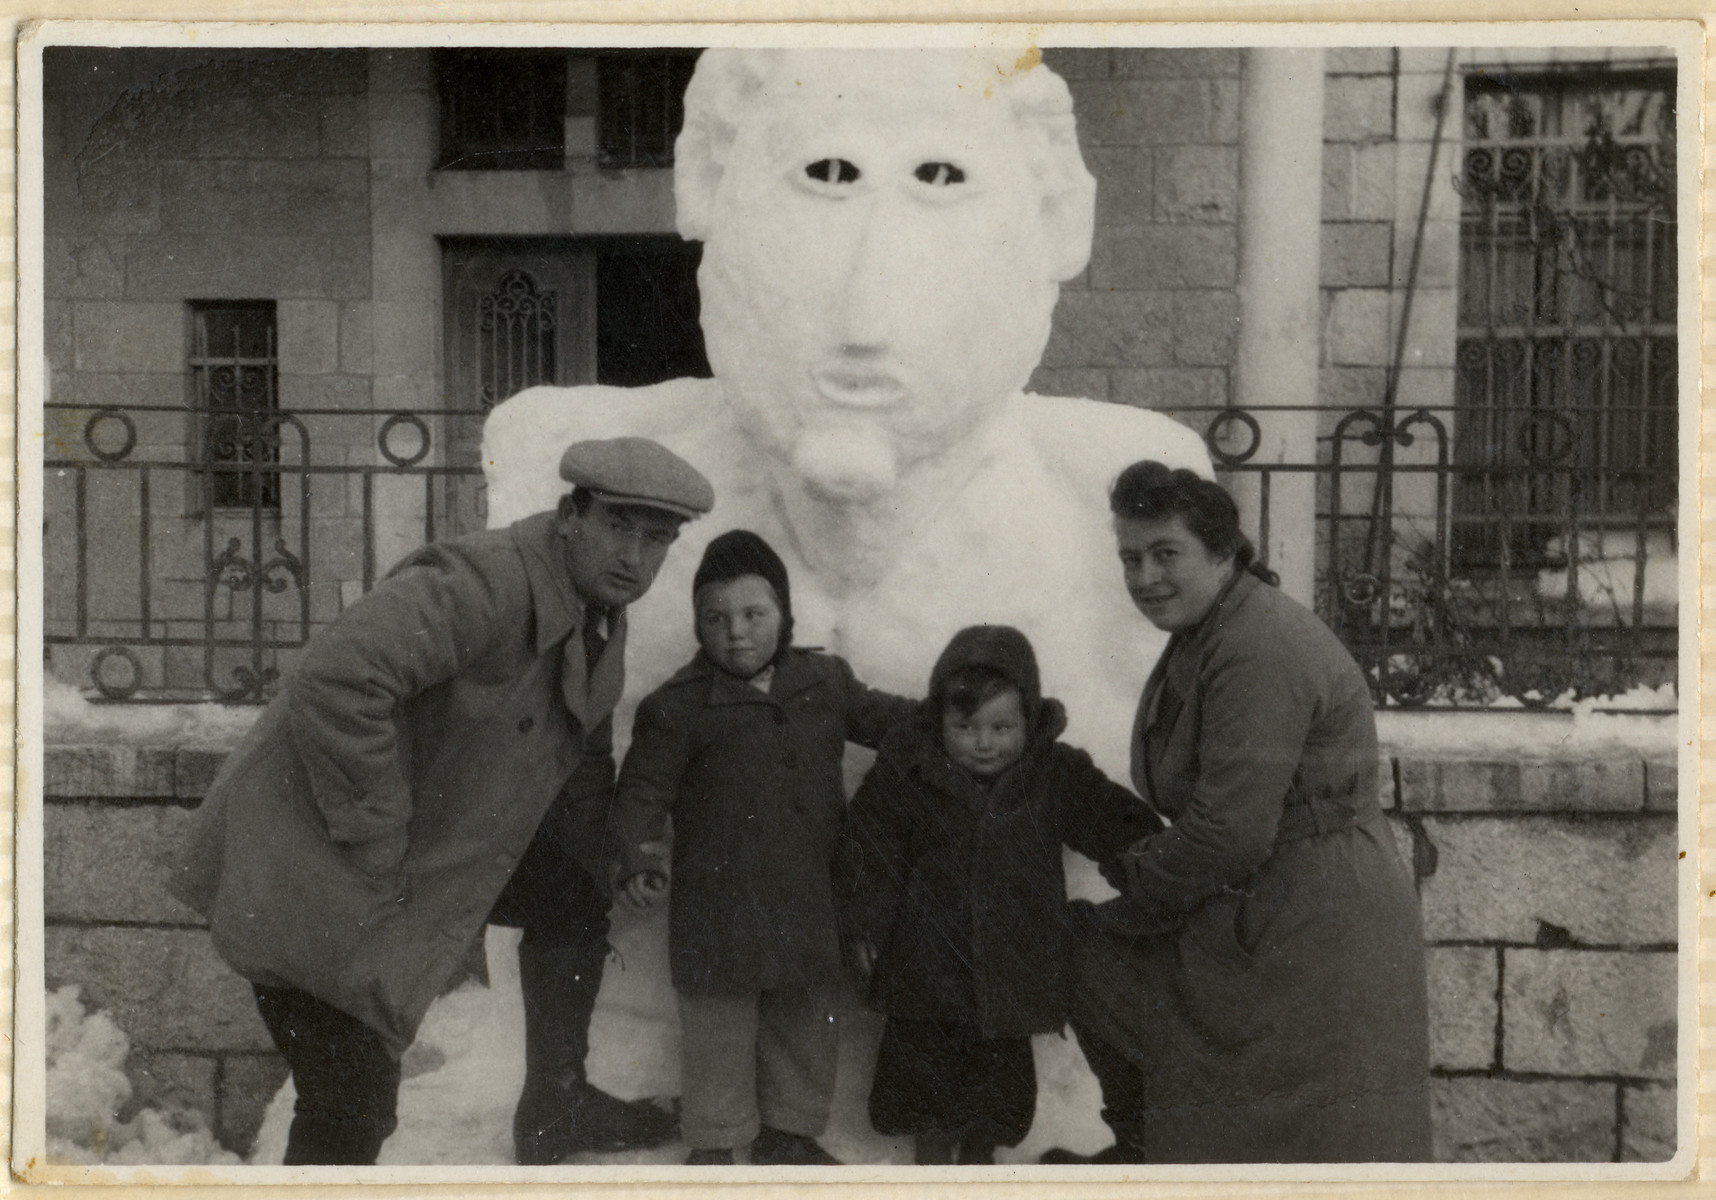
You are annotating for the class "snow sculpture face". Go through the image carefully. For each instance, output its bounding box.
[677,50,1097,503]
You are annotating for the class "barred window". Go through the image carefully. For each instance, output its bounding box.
[435,49,699,172]
[191,301,279,509]
[437,50,569,171]
[1453,67,1676,567]
[596,50,700,169]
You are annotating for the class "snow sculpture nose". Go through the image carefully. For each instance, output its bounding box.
[835,193,915,350]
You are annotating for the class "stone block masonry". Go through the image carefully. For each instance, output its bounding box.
[43,744,281,1156]
[1391,738,1680,1163]
[39,723,1681,1164]
[1029,48,1242,411]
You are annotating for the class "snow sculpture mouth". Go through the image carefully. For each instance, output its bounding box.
[811,367,908,410]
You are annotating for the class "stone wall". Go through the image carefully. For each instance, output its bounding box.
[41,720,1680,1161]
[1031,48,1241,416]
[40,47,687,701]
[42,742,285,1154]
[1395,743,1679,1161]
[43,48,378,697]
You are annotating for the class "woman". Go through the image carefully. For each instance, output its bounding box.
[1045,461,1430,1164]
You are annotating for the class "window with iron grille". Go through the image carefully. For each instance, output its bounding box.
[191,301,280,509]
[442,236,710,413]
[596,50,700,169]
[437,50,569,171]
[435,49,699,173]
[1453,66,1676,569]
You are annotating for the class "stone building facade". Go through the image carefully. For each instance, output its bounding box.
[43,43,1679,703]
[35,43,1684,1163]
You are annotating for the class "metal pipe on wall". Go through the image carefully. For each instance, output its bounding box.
[1231,47,1326,605]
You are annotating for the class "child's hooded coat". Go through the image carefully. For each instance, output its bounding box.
[611,647,914,996]
[837,625,1161,1039]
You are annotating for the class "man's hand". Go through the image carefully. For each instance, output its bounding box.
[619,870,669,911]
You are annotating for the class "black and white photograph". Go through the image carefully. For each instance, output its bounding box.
[12,20,1699,1182]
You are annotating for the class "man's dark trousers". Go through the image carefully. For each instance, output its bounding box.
[253,809,611,1166]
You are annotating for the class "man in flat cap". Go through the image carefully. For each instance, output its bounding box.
[170,437,713,1166]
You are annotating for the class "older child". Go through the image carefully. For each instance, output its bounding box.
[609,530,914,1166]
[838,625,1159,1165]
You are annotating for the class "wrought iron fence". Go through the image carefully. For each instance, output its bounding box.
[1186,398,1676,708]
[43,398,1677,708]
[45,403,486,703]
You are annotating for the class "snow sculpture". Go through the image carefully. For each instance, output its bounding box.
[475,47,1213,1164]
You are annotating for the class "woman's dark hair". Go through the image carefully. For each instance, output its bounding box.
[1109,460,1280,586]
[937,664,1021,719]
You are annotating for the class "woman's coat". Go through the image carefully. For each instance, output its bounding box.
[1082,569,1432,1162]
[168,513,615,1056]
[608,649,914,996]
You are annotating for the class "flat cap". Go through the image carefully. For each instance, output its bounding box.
[559,437,714,520]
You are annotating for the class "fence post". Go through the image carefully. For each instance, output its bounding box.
[1231,47,1325,606]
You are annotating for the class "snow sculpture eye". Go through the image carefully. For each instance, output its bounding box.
[914,161,966,186]
[805,158,861,184]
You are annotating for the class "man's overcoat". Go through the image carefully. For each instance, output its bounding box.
[609,648,913,997]
[169,512,613,1055]
[1078,569,1432,1161]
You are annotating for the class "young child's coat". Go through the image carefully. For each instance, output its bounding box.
[611,647,914,997]
[839,626,1161,1039]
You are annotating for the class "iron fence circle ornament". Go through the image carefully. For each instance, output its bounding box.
[1205,408,1262,466]
[91,646,142,700]
[1517,410,1579,465]
[83,409,138,462]
[1343,573,1383,606]
[1383,665,1435,707]
[378,412,431,468]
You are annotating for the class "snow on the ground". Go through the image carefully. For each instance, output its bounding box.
[46,986,239,1166]
[251,918,1111,1167]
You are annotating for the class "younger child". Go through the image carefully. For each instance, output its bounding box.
[609,529,915,1166]
[838,624,1159,1165]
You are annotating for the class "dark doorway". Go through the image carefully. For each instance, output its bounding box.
[597,239,710,387]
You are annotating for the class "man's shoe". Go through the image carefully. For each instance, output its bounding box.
[685,1147,735,1165]
[750,1125,841,1166]
[515,1082,678,1163]
[1038,1141,1145,1165]
[512,940,678,1163]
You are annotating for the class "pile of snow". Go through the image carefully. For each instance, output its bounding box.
[1535,529,1678,620]
[46,986,239,1166]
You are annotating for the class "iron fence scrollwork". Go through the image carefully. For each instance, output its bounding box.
[44,395,1674,709]
[46,402,486,704]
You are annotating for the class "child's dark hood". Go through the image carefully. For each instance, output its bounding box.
[691,529,794,662]
[925,624,1067,745]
